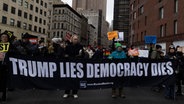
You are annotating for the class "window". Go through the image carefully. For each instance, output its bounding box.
[141,32,144,41]
[34,26,37,32]
[131,3,134,11]
[10,18,15,26]
[35,7,38,13]
[174,20,178,34]
[3,3,8,11]
[44,3,47,8]
[164,24,167,36]
[145,16,147,26]
[17,21,21,27]
[159,0,162,2]
[44,11,46,16]
[11,7,16,14]
[39,27,41,33]
[24,1,28,8]
[23,23,27,29]
[133,12,136,19]
[39,18,42,24]
[35,16,38,22]
[18,10,22,16]
[18,0,23,6]
[54,9,57,14]
[43,20,46,25]
[40,9,43,15]
[160,25,164,37]
[144,31,147,39]
[43,28,45,34]
[2,16,7,24]
[57,31,60,37]
[58,23,60,29]
[36,0,39,3]
[12,0,16,2]
[29,14,33,20]
[174,0,178,13]
[159,7,164,19]
[24,12,28,19]
[30,4,33,10]
[140,5,144,15]
[41,0,43,6]
[54,23,56,29]
[29,24,32,31]
[61,31,63,37]
[61,23,63,29]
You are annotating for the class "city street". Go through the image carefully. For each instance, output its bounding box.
[1,87,184,104]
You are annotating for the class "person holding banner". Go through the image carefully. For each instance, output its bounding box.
[175,46,184,96]
[0,32,11,101]
[108,43,127,98]
[63,35,84,99]
[150,45,164,92]
[164,44,177,100]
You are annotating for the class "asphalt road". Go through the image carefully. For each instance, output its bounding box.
[1,87,184,104]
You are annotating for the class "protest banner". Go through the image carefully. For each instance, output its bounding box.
[8,55,175,90]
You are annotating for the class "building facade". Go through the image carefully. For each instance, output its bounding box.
[0,0,48,39]
[73,0,109,47]
[113,0,130,45]
[72,0,107,18]
[130,0,184,51]
[48,3,82,41]
[88,24,96,46]
[77,9,103,46]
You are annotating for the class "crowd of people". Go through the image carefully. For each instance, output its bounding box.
[0,31,184,101]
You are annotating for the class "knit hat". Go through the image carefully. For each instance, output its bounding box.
[156,45,162,49]
[169,44,175,50]
[22,33,30,39]
[115,43,122,48]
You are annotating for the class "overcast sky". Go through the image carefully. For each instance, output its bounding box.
[61,0,114,24]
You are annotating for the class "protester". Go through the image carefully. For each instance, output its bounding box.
[150,45,164,92]
[63,35,84,99]
[37,40,48,57]
[51,38,66,58]
[12,33,38,56]
[175,46,184,96]
[108,42,127,98]
[150,44,162,59]
[86,46,94,58]
[92,46,103,59]
[47,40,54,56]
[164,44,177,100]
[0,32,12,101]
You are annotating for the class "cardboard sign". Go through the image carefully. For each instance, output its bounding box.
[144,36,157,44]
[0,43,10,52]
[107,31,118,40]
[138,50,149,58]
[115,32,124,41]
